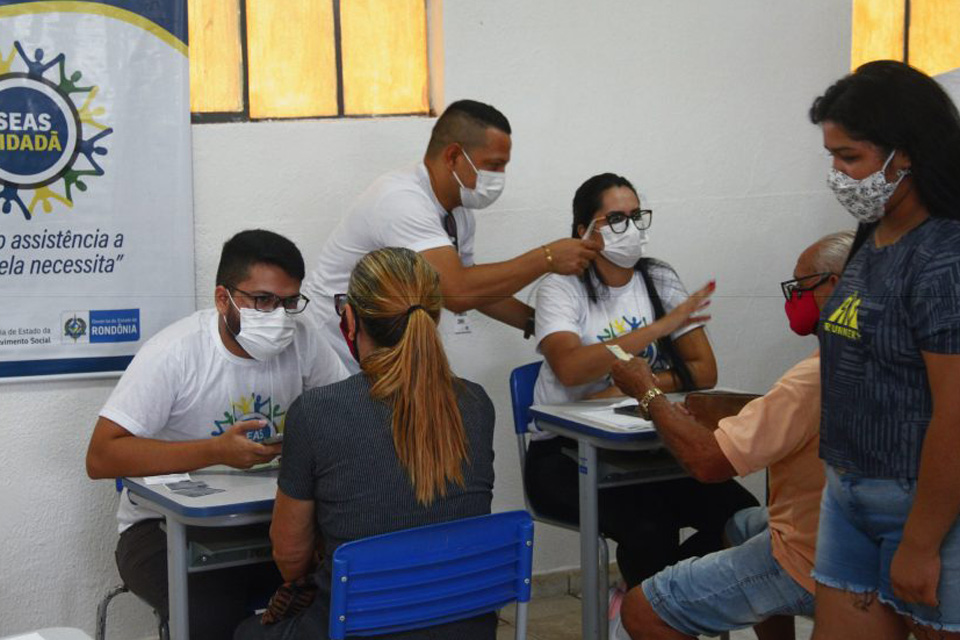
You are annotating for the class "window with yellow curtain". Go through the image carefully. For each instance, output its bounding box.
[851,0,960,76]
[189,0,431,122]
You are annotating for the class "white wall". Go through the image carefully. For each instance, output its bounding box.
[0,1,852,636]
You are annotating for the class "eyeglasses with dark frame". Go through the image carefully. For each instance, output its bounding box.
[334,293,350,317]
[780,272,835,300]
[228,286,310,314]
[598,208,653,235]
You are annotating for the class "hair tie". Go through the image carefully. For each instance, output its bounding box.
[406,304,425,316]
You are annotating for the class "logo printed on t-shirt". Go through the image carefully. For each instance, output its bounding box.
[823,292,861,340]
[596,314,662,367]
[596,315,645,342]
[212,392,286,442]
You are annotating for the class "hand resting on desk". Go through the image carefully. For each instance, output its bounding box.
[610,358,739,483]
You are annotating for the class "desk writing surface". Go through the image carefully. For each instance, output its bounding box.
[530,399,669,442]
[123,466,278,518]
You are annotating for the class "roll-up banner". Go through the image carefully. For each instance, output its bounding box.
[0,0,194,381]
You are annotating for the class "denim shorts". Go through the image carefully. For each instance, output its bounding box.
[813,465,960,631]
[642,506,815,637]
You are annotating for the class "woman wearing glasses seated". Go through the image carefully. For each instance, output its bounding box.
[236,247,496,640]
[526,172,757,588]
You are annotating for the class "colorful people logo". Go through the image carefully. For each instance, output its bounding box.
[0,41,112,220]
[212,393,287,443]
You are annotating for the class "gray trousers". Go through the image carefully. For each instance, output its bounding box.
[116,519,282,640]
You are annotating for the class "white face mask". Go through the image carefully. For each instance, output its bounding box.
[452,148,505,209]
[226,292,297,361]
[827,150,910,223]
[598,224,647,269]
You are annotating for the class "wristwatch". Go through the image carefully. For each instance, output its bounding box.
[638,387,664,420]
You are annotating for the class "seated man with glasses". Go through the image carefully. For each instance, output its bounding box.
[607,231,853,640]
[527,172,758,591]
[85,229,348,638]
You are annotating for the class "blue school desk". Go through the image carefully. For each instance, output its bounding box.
[122,467,278,640]
[529,399,686,640]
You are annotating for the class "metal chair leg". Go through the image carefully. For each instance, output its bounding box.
[96,583,169,640]
[96,584,129,640]
[157,615,169,640]
[599,536,610,640]
[514,601,528,640]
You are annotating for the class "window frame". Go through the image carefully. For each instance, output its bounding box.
[190,0,435,124]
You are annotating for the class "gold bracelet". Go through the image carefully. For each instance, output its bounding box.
[541,245,554,272]
[638,387,664,420]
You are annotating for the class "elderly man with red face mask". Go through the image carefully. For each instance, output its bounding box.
[609,230,853,640]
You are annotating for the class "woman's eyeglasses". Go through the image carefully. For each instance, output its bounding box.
[333,293,350,316]
[600,208,653,234]
[780,272,835,300]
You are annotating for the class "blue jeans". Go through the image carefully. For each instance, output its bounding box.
[642,506,815,637]
[813,465,960,631]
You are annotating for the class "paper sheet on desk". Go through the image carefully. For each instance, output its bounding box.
[570,399,655,432]
[144,473,191,485]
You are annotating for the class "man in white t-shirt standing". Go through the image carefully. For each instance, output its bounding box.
[302,99,602,370]
[86,229,348,638]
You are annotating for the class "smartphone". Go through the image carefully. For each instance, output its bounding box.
[261,433,284,446]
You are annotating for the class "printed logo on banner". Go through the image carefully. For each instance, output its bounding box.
[60,309,140,344]
[89,308,140,343]
[61,310,88,343]
[0,40,112,220]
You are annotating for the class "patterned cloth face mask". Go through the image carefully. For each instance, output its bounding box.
[826,150,910,224]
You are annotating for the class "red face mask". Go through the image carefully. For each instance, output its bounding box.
[339,312,360,362]
[784,291,820,336]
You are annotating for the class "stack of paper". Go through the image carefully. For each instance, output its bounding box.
[571,399,655,432]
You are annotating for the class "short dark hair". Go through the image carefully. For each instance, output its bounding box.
[215,229,305,287]
[810,60,960,221]
[426,99,511,156]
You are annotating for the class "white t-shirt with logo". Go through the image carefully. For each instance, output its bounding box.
[301,163,476,372]
[100,308,349,531]
[533,264,697,411]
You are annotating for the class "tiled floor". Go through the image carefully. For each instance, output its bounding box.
[497,593,814,640]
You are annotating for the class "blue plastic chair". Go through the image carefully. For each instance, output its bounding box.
[329,510,534,639]
[509,362,611,639]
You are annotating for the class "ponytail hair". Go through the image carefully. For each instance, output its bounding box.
[347,247,467,505]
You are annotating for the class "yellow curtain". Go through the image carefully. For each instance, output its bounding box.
[245,0,338,118]
[340,0,429,116]
[189,0,244,113]
[909,0,960,76]
[189,0,432,118]
[851,0,905,71]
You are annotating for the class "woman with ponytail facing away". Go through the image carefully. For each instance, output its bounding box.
[235,247,496,640]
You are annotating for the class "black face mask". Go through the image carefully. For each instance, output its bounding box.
[339,310,360,363]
